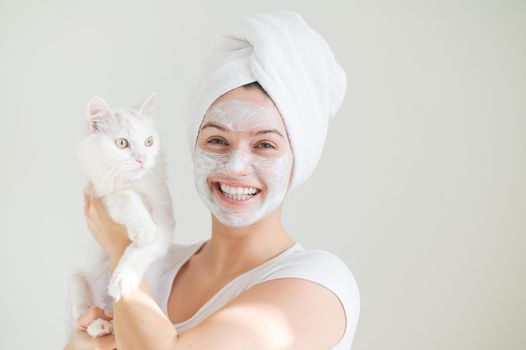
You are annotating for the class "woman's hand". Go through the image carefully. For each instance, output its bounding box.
[83,184,131,265]
[64,306,116,350]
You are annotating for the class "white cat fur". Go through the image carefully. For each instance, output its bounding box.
[64,92,175,339]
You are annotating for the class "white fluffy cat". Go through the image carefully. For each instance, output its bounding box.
[65,92,175,339]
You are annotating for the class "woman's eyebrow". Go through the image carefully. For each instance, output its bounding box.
[252,129,284,138]
[201,122,227,132]
[201,122,284,139]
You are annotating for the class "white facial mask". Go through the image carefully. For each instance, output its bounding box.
[192,99,293,227]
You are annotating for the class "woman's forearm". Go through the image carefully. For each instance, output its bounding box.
[111,249,179,350]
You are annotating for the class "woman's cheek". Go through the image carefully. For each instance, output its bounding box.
[193,147,221,199]
[254,151,293,204]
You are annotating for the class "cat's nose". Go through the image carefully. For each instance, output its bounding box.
[136,157,146,167]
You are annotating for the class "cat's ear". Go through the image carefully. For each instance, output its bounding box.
[138,91,156,117]
[86,96,111,132]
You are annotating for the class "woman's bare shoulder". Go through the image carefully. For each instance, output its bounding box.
[173,274,347,349]
[171,246,359,349]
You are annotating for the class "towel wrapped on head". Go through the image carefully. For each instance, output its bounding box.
[188,9,347,192]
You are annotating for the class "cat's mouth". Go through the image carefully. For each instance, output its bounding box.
[129,166,148,176]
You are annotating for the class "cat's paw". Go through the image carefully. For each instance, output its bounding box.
[108,268,141,302]
[128,224,158,247]
[86,318,113,337]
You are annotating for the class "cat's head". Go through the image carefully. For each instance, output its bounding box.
[78,92,161,184]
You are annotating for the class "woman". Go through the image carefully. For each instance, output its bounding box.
[66,10,359,350]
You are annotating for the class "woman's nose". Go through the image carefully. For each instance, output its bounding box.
[223,150,251,177]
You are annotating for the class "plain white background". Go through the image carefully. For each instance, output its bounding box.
[1,0,524,349]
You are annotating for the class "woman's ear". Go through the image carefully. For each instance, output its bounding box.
[86,96,111,132]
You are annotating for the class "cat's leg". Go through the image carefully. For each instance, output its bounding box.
[66,271,113,338]
[142,180,176,244]
[107,240,169,301]
[106,181,174,300]
[90,254,114,315]
[69,272,94,322]
[104,189,158,247]
[87,318,113,338]
[85,257,114,338]
[70,258,116,338]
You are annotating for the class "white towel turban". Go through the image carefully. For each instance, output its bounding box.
[187,10,347,192]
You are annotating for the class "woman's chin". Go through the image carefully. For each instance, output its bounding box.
[213,213,261,229]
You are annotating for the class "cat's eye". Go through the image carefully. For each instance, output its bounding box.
[145,136,154,147]
[115,138,128,149]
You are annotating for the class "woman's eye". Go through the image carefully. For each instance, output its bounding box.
[115,138,128,149]
[256,142,275,150]
[207,138,226,145]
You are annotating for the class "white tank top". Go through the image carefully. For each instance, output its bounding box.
[146,240,360,349]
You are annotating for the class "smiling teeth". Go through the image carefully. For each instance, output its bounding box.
[220,183,258,200]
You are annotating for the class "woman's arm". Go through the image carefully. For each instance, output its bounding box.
[110,269,345,350]
[110,246,178,350]
[84,186,346,350]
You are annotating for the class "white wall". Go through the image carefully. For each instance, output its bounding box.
[0,0,524,349]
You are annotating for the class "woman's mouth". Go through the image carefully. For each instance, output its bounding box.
[212,181,262,205]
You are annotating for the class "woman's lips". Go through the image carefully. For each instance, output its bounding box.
[211,181,262,207]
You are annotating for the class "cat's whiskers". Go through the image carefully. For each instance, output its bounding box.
[110,162,131,193]
[109,169,120,193]
[100,165,120,193]
[109,166,125,194]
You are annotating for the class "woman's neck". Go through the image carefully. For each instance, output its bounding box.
[198,207,295,278]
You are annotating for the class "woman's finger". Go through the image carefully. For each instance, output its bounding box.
[83,185,91,218]
[76,306,113,329]
[90,194,107,217]
[94,333,117,350]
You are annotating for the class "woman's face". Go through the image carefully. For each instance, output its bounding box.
[193,87,293,227]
